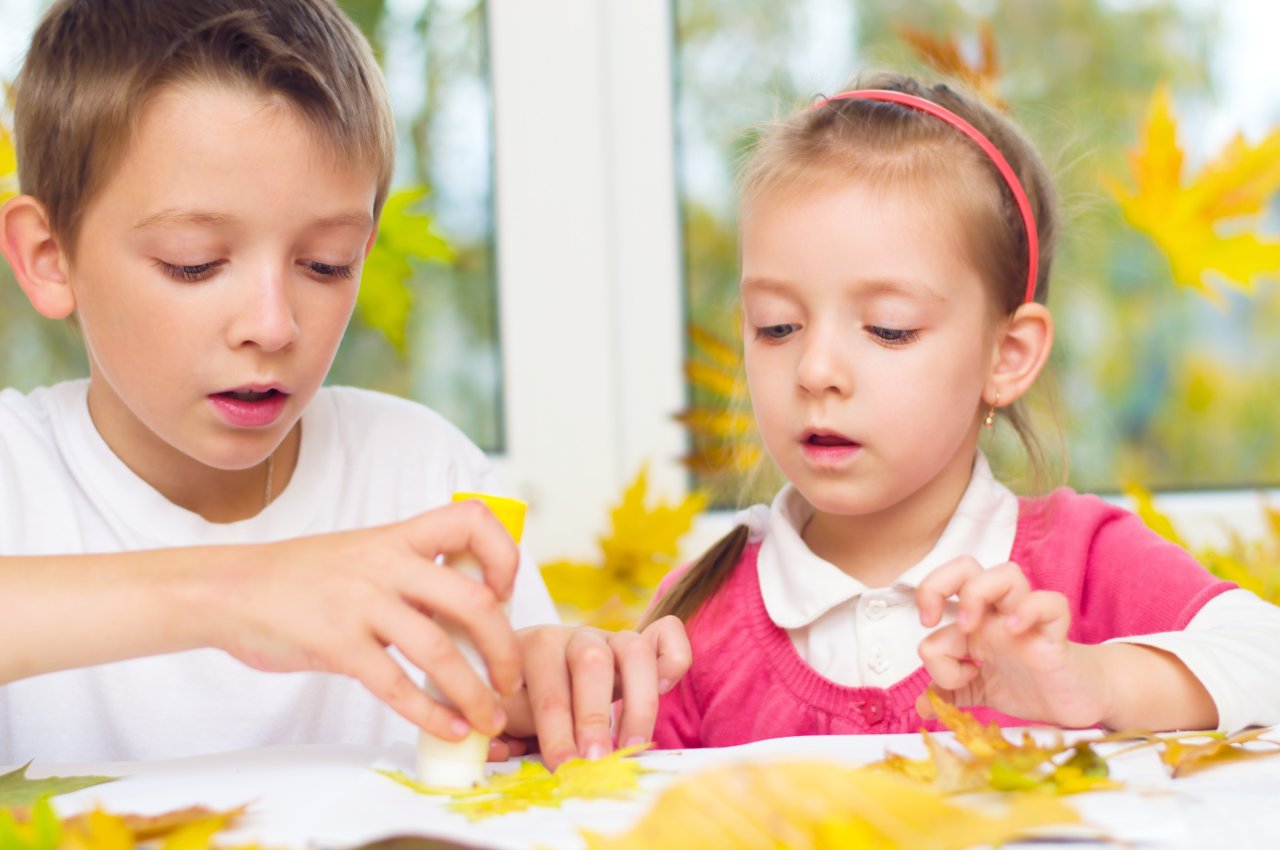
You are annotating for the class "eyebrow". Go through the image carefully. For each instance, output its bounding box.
[741,275,946,302]
[133,209,374,231]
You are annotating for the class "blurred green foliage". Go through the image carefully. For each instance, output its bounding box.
[674,0,1280,500]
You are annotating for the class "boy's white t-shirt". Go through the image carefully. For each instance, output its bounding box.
[0,380,557,764]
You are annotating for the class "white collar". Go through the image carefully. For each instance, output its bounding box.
[752,452,1019,629]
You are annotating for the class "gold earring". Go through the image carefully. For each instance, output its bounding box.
[984,392,1000,428]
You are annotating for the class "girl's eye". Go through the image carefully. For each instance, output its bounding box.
[303,261,355,280]
[755,323,798,342]
[157,260,223,282]
[867,326,920,345]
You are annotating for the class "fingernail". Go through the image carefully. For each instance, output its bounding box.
[622,736,648,749]
[586,744,607,761]
[451,718,471,738]
[658,678,673,694]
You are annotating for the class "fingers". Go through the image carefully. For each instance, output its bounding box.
[916,556,983,627]
[1006,589,1071,642]
[610,630,658,749]
[952,563,1031,633]
[566,630,617,760]
[346,642,473,741]
[644,615,692,696]
[399,562,522,696]
[917,623,980,692]
[374,599,507,736]
[400,500,521,601]
[520,627,579,770]
[917,558,1031,634]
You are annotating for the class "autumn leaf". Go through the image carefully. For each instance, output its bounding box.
[873,693,1119,796]
[1106,85,1280,300]
[358,185,454,354]
[578,760,1082,850]
[1,800,255,850]
[379,744,652,821]
[1160,727,1280,778]
[541,466,707,628]
[1128,484,1280,604]
[1,81,16,205]
[0,764,117,808]
[677,322,765,483]
[898,24,1006,111]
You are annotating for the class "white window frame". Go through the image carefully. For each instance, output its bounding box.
[487,0,1278,563]
[486,0,691,560]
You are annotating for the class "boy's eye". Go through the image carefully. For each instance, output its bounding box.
[755,323,798,342]
[867,326,920,345]
[157,260,223,282]
[302,261,355,280]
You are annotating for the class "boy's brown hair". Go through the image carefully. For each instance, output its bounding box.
[14,0,395,253]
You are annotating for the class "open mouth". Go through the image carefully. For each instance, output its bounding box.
[805,432,858,448]
[216,388,285,403]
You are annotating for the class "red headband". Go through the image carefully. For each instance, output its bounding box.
[814,89,1040,305]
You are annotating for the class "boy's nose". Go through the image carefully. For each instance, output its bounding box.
[230,270,300,353]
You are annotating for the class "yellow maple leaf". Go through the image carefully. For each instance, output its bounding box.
[1,82,16,205]
[579,760,1082,850]
[541,466,706,628]
[898,24,1006,111]
[1128,484,1280,604]
[1106,85,1280,300]
[676,322,767,484]
[1160,727,1280,778]
[379,744,651,821]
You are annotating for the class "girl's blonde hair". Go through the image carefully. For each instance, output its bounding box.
[647,72,1061,627]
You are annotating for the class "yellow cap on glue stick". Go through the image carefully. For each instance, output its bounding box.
[451,492,526,545]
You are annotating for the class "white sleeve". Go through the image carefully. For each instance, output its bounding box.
[1106,588,1280,731]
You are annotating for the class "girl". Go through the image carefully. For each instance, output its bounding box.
[648,72,1280,748]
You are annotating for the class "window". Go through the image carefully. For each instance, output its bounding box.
[672,0,1280,543]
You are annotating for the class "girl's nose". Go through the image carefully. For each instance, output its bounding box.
[795,327,853,397]
[229,267,300,352]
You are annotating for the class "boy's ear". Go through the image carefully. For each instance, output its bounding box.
[363,224,379,258]
[0,195,76,320]
[985,302,1053,408]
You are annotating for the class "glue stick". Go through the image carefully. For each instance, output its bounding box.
[416,492,526,788]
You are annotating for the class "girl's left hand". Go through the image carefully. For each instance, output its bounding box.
[914,558,1109,728]
[490,616,691,770]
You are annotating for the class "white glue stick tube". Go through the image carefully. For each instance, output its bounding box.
[417,492,525,788]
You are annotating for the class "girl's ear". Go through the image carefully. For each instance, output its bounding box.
[0,195,76,320]
[985,302,1053,408]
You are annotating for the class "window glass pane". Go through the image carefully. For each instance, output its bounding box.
[0,0,503,450]
[673,0,1280,502]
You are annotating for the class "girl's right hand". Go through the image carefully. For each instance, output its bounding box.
[200,498,523,744]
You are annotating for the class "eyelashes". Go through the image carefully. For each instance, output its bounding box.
[155,259,355,283]
[867,326,920,346]
[752,323,922,346]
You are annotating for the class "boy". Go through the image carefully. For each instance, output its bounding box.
[0,0,687,766]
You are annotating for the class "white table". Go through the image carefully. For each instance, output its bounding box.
[18,730,1280,850]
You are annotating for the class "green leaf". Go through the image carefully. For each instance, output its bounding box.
[0,762,117,807]
[358,185,454,355]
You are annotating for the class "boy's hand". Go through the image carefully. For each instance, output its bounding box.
[914,557,1109,728]
[203,499,522,745]
[492,617,691,770]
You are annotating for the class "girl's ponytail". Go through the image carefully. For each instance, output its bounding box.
[642,524,750,626]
